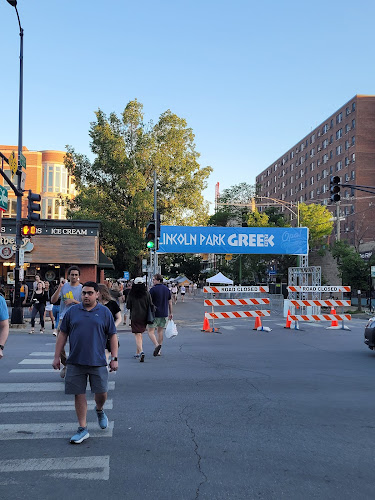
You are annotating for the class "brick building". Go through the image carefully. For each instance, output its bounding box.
[255,95,375,247]
[0,145,75,219]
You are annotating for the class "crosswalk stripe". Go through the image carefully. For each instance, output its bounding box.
[0,456,110,480]
[29,352,55,356]
[0,382,115,393]
[0,421,114,440]
[10,369,56,373]
[19,359,53,364]
[0,400,113,413]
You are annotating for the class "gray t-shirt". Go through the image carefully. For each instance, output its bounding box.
[59,282,83,322]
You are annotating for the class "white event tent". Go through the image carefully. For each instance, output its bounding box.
[206,272,233,285]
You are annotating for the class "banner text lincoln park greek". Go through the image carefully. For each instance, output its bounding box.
[158,226,309,255]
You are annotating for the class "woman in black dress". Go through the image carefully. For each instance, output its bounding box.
[126,278,153,362]
[98,284,122,360]
[29,281,48,334]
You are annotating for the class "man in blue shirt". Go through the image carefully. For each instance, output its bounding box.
[52,281,118,444]
[148,274,173,356]
[0,295,9,360]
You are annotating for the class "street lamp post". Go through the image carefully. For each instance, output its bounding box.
[6,0,25,324]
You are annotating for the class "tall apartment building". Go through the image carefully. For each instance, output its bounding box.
[255,95,375,247]
[0,145,76,220]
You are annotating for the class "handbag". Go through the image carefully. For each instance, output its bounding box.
[147,303,156,324]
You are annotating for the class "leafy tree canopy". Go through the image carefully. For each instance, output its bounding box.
[331,241,369,292]
[64,99,212,275]
[298,203,333,246]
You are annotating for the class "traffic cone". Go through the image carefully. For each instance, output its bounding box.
[202,313,211,332]
[330,307,339,327]
[253,316,262,330]
[284,309,292,329]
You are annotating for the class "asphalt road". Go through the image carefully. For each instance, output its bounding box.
[0,296,373,500]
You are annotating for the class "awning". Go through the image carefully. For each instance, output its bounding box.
[98,250,115,269]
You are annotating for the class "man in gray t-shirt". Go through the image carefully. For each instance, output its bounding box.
[51,266,82,377]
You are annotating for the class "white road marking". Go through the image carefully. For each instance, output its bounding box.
[0,456,110,480]
[19,359,53,364]
[10,369,56,373]
[0,382,115,393]
[0,421,114,440]
[0,400,113,413]
[29,352,55,356]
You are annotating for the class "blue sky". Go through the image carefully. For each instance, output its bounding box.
[1,0,374,211]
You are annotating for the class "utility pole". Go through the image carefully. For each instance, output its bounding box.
[336,201,340,241]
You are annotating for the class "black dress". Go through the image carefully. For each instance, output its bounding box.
[104,300,121,351]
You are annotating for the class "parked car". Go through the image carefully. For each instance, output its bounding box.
[364,317,375,350]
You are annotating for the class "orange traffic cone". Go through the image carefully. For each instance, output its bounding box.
[253,316,262,330]
[330,307,339,327]
[202,313,211,332]
[284,309,292,329]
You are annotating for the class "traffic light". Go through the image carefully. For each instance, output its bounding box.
[330,176,341,202]
[21,224,36,236]
[145,220,156,249]
[27,190,41,222]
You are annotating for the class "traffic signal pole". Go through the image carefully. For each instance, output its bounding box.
[11,5,24,325]
[153,170,158,277]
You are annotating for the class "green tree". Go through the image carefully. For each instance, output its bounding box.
[298,203,333,247]
[331,241,369,292]
[160,254,203,282]
[64,100,212,275]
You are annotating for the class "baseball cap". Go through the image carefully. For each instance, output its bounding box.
[134,277,144,284]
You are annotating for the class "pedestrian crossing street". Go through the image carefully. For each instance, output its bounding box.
[0,343,116,483]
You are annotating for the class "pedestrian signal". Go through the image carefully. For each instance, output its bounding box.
[21,224,36,236]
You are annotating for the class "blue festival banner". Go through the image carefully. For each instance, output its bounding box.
[158,226,309,255]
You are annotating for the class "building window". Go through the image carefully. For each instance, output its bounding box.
[351,170,355,179]
[310,190,314,199]
[336,161,342,171]
[329,135,333,144]
[310,177,314,185]
[346,107,350,116]
[336,112,343,124]
[351,119,356,129]
[336,129,343,140]
[351,136,355,146]
[329,165,333,174]
[2,199,17,218]
[345,157,349,166]
[336,145,343,155]
[345,124,350,133]
[352,102,356,112]
[351,153,355,162]
[345,140,349,150]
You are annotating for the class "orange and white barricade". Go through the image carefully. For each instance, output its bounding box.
[203,285,271,332]
[287,286,351,330]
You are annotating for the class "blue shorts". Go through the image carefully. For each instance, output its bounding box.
[65,364,108,395]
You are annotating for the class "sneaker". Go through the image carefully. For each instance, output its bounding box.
[153,344,162,357]
[29,329,34,335]
[40,328,44,333]
[70,426,89,444]
[60,366,66,379]
[52,330,57,337]
[95,408,108,429]
[133,354,140,359]
[140,352,145,363]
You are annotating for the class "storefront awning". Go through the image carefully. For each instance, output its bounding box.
[99,250,115,270]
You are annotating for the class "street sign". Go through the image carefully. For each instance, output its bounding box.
[20,171,26,190]
[9,151,17,176]
[19,267,24,282]
[225,254,232,261]
[19,249,24,267]
[20,153,26,169]
[371,266,375,278]
[204,286,269,293]
[123,271,130,280]
[142,259,147,272]
[0,185,8,212]
[287,286,351,292]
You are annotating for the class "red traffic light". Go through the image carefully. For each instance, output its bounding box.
[21,224,36,236]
